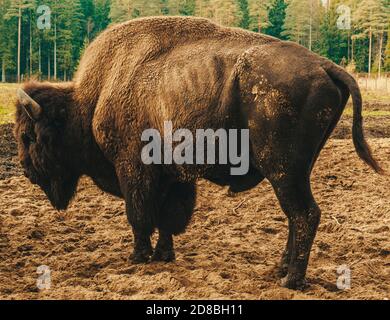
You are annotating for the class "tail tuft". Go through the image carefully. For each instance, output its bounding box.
[323,61,384,175]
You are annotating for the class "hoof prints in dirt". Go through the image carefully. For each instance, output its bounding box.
[0,115,389,299]
[0,139,389,299]
[332,116,390,140]
[0,124,22,180]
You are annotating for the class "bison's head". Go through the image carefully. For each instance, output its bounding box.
[14,82,80,211]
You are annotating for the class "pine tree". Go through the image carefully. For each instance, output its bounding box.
[216,0,240,26]
[178,0,195,15]
[6,0,34,82]
[195,0,214,20]
[80,0,94,43]
[353,0,389,74]
[57,0,84,80]
[385,34,390,71]
[110,0,133,22]
[236,0,250,29]
[36,0,54,80]
[93,0,111,36]
[283,0,322,49]
[0,0,16,82]
[0,0,388,82]
[317,2,348,64]
[283,0,310,43]
[248,0,271,33]
[265,0,287,39]
[194,0,240,26]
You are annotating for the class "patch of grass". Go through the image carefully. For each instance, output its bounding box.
[0,83,18,124]
[361,90,390,104]
[343,108,390,117]
[0,83,389,124]
[345,90,390,117]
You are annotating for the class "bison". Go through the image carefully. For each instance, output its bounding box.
[14,16,383,290]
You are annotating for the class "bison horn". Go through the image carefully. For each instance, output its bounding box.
[17,88,42,121]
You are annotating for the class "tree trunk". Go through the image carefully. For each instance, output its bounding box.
[48,49,51,81]
[29,12,32,78]
[309,0,312,51]
[378,32,383,78]
[38,41,41,79]
[54,20,57,80]
[1,59,5,83]
[347,30,350,63]
[368,27,372,74]
[87,18,93,44]
[17,5,21,83]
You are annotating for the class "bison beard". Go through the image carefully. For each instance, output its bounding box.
[43,176,79,211]
[14,16,383,291]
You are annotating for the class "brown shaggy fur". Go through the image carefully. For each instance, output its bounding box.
[14,16,382,290]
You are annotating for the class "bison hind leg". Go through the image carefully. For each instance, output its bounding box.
[152,182,196,262]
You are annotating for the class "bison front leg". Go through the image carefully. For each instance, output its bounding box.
[271,176,321,290]
[130,226,154,264]
[117,164,159,264]
[126,186,155,263]
[152,231,175,262]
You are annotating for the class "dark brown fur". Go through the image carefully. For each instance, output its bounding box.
[14,16,383,290]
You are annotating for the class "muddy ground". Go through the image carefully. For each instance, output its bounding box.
[0,114,389,300]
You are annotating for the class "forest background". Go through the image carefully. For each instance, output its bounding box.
[0,0,389,82]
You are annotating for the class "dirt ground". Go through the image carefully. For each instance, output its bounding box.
[0,114,389,300]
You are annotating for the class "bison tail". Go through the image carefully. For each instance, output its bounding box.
[322,61,384,175]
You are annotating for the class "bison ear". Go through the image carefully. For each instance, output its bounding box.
[17,88,42,121]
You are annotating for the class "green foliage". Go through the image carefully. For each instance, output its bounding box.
[248,0,271,32]
[0,0,16,81]
[236,0,250,29]
[316,4,348,64]
[354,38,370,71]
[179,0,196,15]
[0,0,389,81]
[385,35,390,71]
[353,0,389,73]
[353,0,388,37]
[283,0,322,48]
[56,0,84,79]
[265,0,288,39]
[93,0,111,34]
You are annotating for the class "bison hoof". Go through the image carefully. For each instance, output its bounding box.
[151,249,176,263]
[277,263,289,278]
[227,189,238,198]
[280,275,308,290]
[130,249,153,264]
